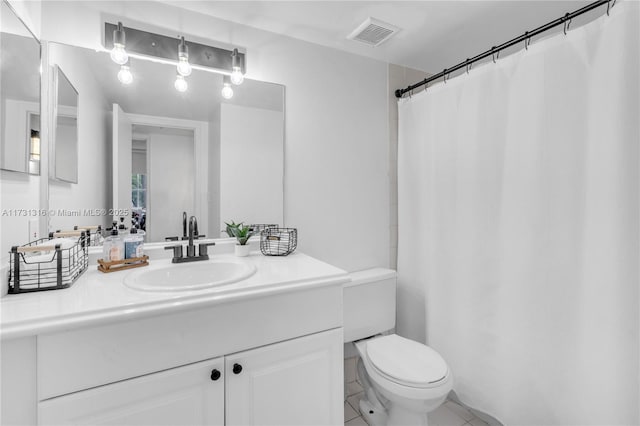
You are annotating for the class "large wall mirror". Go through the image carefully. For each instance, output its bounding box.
[47,42,284,243]
[0,0,41,175]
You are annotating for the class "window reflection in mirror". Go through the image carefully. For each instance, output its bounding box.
[0,0,41,175]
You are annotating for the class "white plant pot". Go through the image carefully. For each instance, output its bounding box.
[235,244,250,257]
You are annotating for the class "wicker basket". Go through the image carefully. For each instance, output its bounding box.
[260,228,297,256]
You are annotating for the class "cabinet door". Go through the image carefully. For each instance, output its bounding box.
[225,328,343,426]
[38,357,224,426]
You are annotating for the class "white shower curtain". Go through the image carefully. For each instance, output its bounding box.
[397,3,639,425]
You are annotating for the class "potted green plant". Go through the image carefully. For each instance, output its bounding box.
[225,221,254,257]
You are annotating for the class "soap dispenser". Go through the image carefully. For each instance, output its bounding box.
[103,227,124,262]
[124,227,144,259]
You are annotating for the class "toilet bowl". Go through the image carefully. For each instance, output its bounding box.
[344,269,453,426]
[355,334,453,426]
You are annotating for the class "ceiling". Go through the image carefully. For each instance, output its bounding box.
[162,1,591,73]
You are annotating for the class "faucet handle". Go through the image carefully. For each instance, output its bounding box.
[164,244,183,262]
[198,242,216,257]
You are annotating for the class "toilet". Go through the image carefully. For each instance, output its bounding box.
[344,268,453,426]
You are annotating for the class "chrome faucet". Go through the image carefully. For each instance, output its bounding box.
[164,215,215,263]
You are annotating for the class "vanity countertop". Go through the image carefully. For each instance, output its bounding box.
[0,252,349,339]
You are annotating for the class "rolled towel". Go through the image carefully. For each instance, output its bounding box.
[35,237,78,250]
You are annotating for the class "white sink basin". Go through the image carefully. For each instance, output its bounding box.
[124,259,257,292]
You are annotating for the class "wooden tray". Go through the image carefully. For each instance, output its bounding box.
[97,256,149,273]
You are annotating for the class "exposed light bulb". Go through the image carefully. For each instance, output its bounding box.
[177,57,192,76]
[221,75,234,99]
[176,37,192,76]
[230,67,244,85]
[110,23,128,65]
[174,74,188,92]
[117,65,133,84]
[230,48,244,85]
[110,44,128,65]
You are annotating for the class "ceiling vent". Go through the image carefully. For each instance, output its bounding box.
[347,17,400,47]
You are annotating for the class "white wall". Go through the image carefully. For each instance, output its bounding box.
[47,42,111,233]
[53,118,77,182]
[40,0,390,272]
[147,133,195,242]
[220,104,283,230]
[131,141,146,175]
[6,0,41,39]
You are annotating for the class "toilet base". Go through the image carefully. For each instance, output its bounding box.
[360,397,433,426]
[359,398,388,426]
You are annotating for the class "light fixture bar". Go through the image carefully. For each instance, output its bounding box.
[104,22,246,75]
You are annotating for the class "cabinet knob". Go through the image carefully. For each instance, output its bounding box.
[210,369,221,381]
[232,363,243,374]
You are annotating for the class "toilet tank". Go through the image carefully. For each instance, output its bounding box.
[343,268,397,343]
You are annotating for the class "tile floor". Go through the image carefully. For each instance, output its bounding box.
[344,358,488,426]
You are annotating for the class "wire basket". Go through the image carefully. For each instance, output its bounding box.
[8,231,89,294]
[260,228,297,256]
[73,225,104,246]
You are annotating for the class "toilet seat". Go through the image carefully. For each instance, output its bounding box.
[365,334,448,388]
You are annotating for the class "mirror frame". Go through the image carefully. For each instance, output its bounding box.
[50,64,79,183]
[0,0,42,176]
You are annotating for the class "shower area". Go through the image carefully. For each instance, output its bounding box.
[396,1,639,424]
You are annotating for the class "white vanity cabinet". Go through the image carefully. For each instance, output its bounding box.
[39,357,226,426]
[1,252,349,426]
[37,329,343,426]
[225,328,343,426]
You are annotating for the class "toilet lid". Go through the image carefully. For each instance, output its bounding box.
[366,334,448,386]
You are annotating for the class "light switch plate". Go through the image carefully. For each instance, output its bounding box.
[29,218,39,241]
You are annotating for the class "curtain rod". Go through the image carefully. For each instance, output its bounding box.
[395,0,613,98]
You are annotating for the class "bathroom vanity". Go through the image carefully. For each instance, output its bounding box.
[1,250,348,425]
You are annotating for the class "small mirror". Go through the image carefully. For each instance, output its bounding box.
[51,66,78,183]
[0,0,41,175]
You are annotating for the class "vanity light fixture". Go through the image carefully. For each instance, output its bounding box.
[30,129,40,161]
[109,22,129,65]
[221,75,234,99]
[230,48,244,85]
[117,61,133,85]
[176,37,192,77]
[175,73,188,92]
[104,22,246,86]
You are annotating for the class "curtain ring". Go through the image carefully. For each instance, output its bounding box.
[443,69,448,84]
[466,59,472,74]
[607,0,611,15]
[563,13,571,35]
[492,47,498,63]
[409,89,413,99]
[524,32,530,50]
[423,78,428,92]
